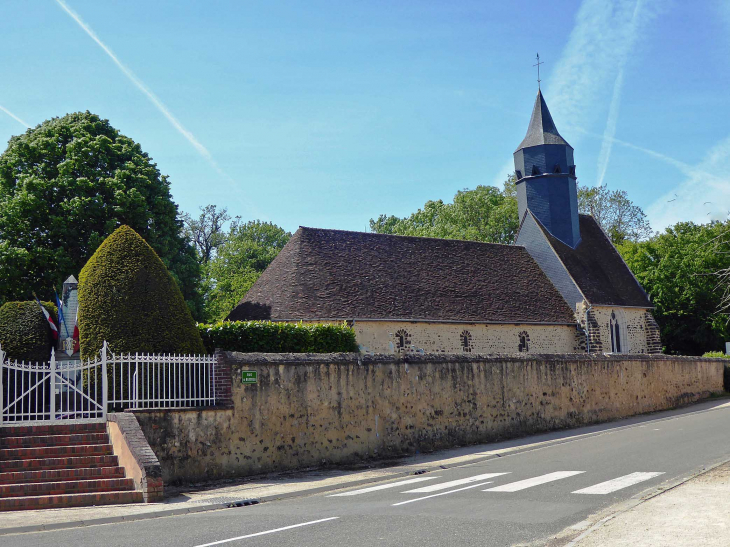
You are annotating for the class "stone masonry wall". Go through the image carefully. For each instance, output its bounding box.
[133,352,723,484]
[353,321,583,354]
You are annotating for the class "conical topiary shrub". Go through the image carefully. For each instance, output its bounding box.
[78,225,206,359]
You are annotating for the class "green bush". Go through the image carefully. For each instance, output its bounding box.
[703,351,730,392]
[198,321,359,353]
[0,301,58,362]
[79,225,206,359]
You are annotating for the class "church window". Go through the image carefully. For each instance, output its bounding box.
[569,165,576,176]
[518,331,530,352]
[531,165,540,176]
[515,170,522,180]
[610,312,622,353]
[553,164,562,174]
[460,330,472,352]
[394,329,411,352]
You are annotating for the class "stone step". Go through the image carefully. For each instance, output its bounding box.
[0,433,109,449]
[0,454,119,471]
[0,477,136,499]
[0,423,106,437]
[0,443,113,461]
[0,466,126,485]
[0,490,144,511]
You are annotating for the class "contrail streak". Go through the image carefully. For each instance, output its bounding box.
[595,67,625,187]
[55,0,261,217]
[0,105,30,128]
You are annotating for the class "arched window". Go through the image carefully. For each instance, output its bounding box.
[460,330,472,353]
[394,329,411,352]
[515,170,522,180]
[553,164,562,174]
[518,331,530,353]
[610,312,622,353]
[531,165,540,176]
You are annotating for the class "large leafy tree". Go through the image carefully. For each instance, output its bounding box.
[202,220,291,321]
[0,112,202,316]
[370,180,519,244]
[619,221,730,355]
[578,184,653,244]
[182,204,232,265]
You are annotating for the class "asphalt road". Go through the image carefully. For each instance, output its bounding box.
[7,400,730,547]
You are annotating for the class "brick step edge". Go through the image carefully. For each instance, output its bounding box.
[0,433,110,449]
[0,490,144,511]
[0,466,126,484]
[0,477,136,498]
[0,423,106,437]
[0,454,119,471]
[0,444,113,460]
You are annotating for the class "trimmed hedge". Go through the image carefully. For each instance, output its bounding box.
[198,321,359,354]
[0,301,58,362]
[703,351,730,391]
[79,225,206,359]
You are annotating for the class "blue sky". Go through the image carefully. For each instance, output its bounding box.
[1,0,729,234]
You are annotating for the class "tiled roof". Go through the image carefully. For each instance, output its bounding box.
[537,214,652,308]
[228,227,577,324]
[516,90,572,151]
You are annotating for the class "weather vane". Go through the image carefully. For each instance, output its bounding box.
[534,53,544,89]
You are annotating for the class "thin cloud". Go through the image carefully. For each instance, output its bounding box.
[54,0,261,217]
[0,105,30,128]
[494,0,660,188]
[646,137,730,229]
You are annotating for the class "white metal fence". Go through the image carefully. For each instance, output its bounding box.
[107,350,216,411]
[0,342,215,425]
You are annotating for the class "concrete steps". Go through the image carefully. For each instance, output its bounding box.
[0,423,143,511]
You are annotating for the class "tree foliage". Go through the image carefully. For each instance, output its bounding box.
[182,204,232,264]
[202,220,291,321]
[578,184,653,244]
[0,301,57,362]
[619,220,730,355]
[0,112,201,316]
[78,225,205,359]
[370,181,519,244]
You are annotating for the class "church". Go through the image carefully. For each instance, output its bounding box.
[229,90,662,355]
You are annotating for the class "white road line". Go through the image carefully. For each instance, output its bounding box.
[403,472,510,493]
[572,472,664,495]
[193,517,340,546]
[392,481,493,506]
[328,476,439,496]
[484,471,585,492]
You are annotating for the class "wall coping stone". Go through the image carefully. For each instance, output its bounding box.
[219,350,721,366]
[107,412,162,478]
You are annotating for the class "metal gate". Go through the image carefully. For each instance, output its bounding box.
[0,346,107,425]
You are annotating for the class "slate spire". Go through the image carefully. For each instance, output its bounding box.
[513,90,580,248]
[516,89,571,151]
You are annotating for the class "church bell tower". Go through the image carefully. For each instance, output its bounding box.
[513,90,580,248]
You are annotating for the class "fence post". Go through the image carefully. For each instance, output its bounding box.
[0,344,4,425]
[101,341,108,420]
[50,348,56,422]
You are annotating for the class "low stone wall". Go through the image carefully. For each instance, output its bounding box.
[133,352,724,484]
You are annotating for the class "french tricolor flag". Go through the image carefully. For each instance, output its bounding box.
[33,294,59,341]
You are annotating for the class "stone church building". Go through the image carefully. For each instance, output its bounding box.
[229,90,662,355]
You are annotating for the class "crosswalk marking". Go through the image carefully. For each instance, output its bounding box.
[403,472,510,493]
[392,481,494,506]
[484,471,585,492]
[572,472,664,495]
[328,476,438,497]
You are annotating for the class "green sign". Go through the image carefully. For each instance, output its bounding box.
[241,371,258,384]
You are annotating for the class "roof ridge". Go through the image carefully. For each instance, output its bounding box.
[298,226,526,249]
